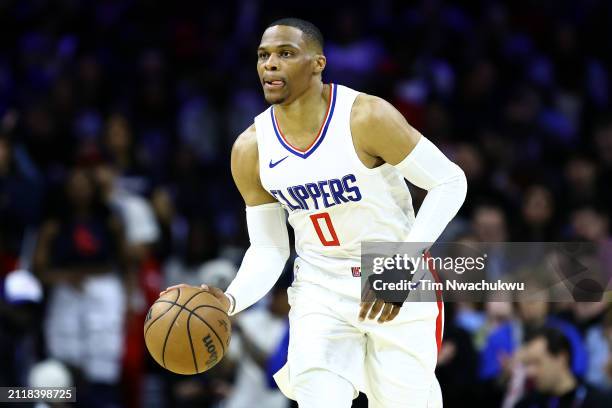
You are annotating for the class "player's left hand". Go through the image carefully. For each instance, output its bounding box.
[160,283,231,313]
[358,287,402,323]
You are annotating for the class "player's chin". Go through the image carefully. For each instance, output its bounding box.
[263,90,288,105]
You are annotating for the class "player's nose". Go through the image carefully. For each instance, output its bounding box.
[264,53,280,71]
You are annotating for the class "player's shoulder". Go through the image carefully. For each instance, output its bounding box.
[350,92,405,143]
[231,123,259,175]
[234,123,257,147]
[351,92,398,129]
[232,123,258,159]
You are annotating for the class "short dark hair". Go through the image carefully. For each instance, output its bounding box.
[267,17,324,51]
[527,327,573,365]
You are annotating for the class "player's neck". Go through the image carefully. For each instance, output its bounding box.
[274,81,329,133]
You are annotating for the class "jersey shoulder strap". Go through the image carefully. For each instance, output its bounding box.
[331,84,360,125]
[253,106,273,169]
[326,84,361,145]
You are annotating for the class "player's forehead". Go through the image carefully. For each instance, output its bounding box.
[258,25,306,50]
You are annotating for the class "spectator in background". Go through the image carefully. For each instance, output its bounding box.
[95,161,161,408]
[563,153,601,211]
[103,113,150,196]
[453,143,501,218]
[0,132,44,264]
[570,205,610,244]
[594,117,612,200]
[325,9,386,90]
[95,161,160,303]
[472,203,513,281]
[518,185,557,241]
[480,294,587,406]
[163,217,237,291]
[177,93,221,165]
[585,307,612,391]
[570,205,612,284]
[33,166,130,408]
[0,269,44,386]
[473,301,515,350]
[472,204,509,243]
[149,186,180,262]
[436,303,480,407]
[0,122,44,388]
[515,328,610,408]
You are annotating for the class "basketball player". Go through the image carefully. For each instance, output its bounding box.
[162,18,467,407]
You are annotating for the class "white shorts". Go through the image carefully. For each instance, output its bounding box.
[273,259,444,407]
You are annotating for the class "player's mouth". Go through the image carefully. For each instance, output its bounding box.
[263,79,285,90]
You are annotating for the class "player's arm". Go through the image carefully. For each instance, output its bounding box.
[352,95,467,323]
[161,125,290,315]
[352,93,467,248]
[223,124,290,315]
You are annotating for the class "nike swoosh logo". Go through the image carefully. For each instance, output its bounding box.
[269,156,289,168]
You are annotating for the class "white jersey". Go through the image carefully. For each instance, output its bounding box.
[254,83,416,295]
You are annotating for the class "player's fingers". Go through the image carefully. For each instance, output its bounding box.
[358,289,375,319]
[367,299,384,320]
[360,287,375,303]
[207,286,225,296]
[386,305,402,322]
[358,290,375,321]
[159,283,189,296]
[205,286,227,301]
[377,303,394,323]
[358,302,371,321]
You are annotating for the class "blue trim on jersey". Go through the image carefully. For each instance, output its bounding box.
[271,83,337,159]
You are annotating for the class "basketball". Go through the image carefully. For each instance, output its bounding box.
[144,286,231,375]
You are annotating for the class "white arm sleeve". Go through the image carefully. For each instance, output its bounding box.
[396,135,467,248]
[224,202,290,315]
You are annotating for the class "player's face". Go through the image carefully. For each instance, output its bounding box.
[257,26,320,105]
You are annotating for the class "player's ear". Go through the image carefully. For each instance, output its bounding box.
[313,54,326,75]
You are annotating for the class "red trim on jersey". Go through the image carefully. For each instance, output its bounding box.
[425,251,444,355]
[273,83,334,153]
[435,299,444,355]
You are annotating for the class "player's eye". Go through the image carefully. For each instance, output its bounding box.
[258,52,269,60]
[280,51,293,58]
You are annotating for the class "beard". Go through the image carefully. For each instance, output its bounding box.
[265,94,287,104]
[263,85,290,105]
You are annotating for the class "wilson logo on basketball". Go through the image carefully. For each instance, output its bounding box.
[218,319,228,332]
[203,334,218,368]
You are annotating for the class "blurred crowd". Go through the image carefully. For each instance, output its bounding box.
[1,0,612,407]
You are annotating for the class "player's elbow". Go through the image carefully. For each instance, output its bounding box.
[445,164,468,211]
[435,163,467,209]
[453,165,468,205]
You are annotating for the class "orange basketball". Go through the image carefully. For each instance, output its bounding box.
[144,286,231,375]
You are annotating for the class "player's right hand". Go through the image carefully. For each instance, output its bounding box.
[359,286,402,323]
[160,283,231,313]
